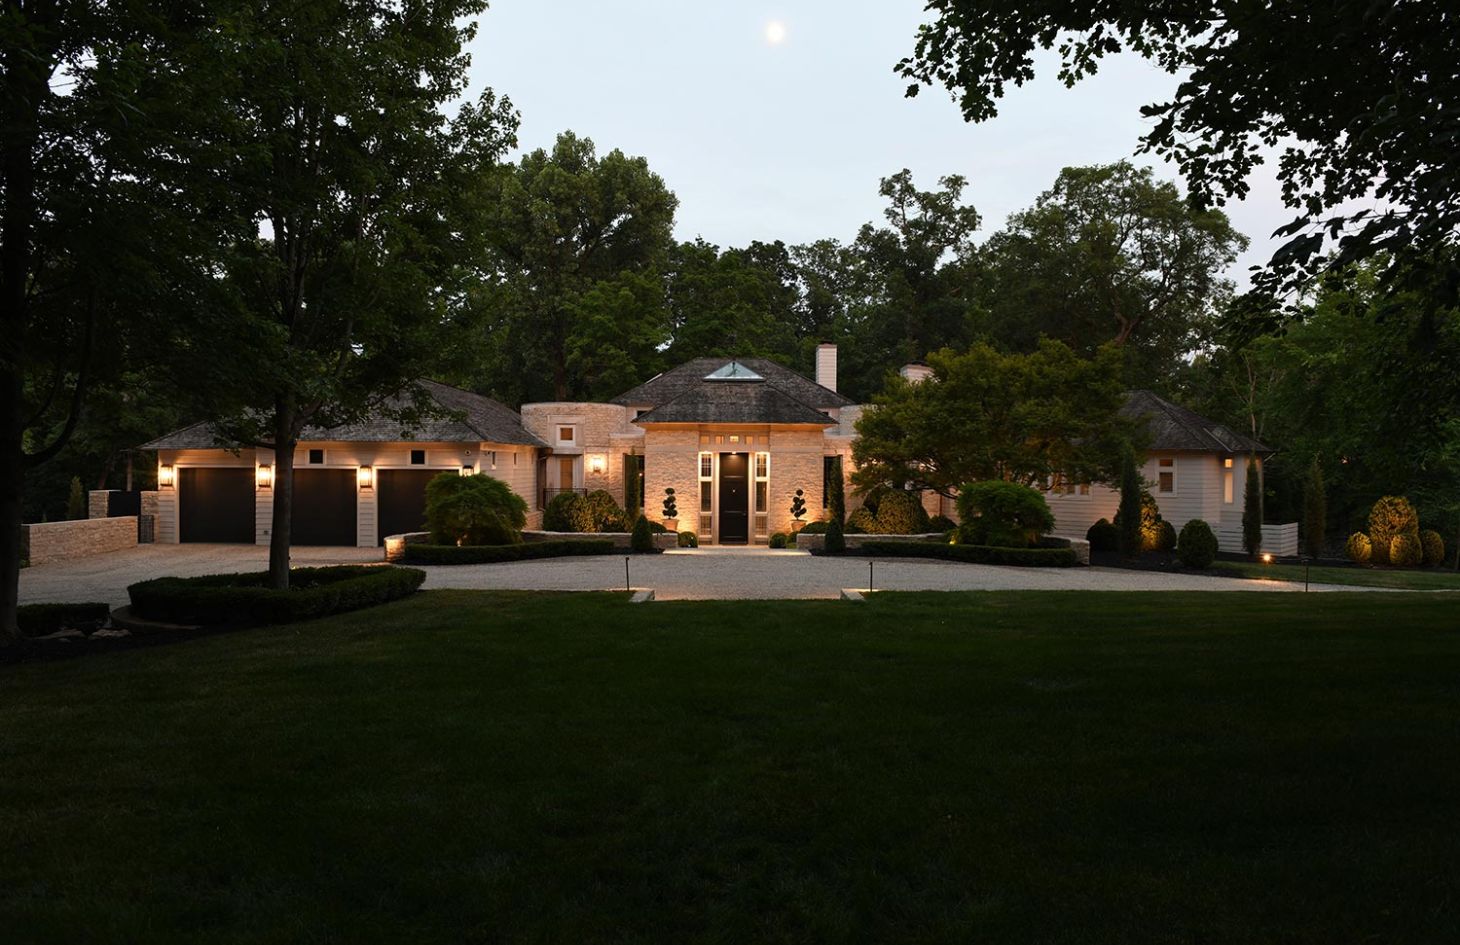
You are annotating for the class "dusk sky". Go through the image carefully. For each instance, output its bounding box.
[469,1,1292,286]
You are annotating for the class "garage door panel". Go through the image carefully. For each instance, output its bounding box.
[291,469,358,546]
[179,468,255,544]
[377,469,441,545]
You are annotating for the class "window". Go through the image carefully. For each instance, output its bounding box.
[1158,457,1176,494]
[410,449,426,465]
[698,451,714,535]
[487,450,497,470]
[753,452,770,539]
[307,449,324,465]
[1047,474,1091,498]
[558,426,575,444]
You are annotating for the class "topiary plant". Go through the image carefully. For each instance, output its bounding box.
[769,532,789,549]
[1243,456,1263,556]
[955,480,1055,548]
[1086,518,1118,553]
[662,487,678,521]
[678,531,698,547]
[425,473,528,546]
[1368,495,1419,566]
[1390,532,1423,568]
[543,491,595,532]
[1421,529,1446,567]
[1345,531,1372,563]
[1177,519,1218,569]
[630,514,654,552]
[789,490,806,523]
[874,489,930,534]
[1116,447,1143,556]
[824,515,846,553]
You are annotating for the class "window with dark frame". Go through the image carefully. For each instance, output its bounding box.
[308,449,324,465]
[822,455,836,508]
[410,449,426,465]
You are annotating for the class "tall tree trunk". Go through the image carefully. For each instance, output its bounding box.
[0,389,24,645]
[268,403,297,590]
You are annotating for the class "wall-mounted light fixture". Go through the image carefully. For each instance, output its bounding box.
[588,453,607,475]
[1223,457,1234,469]
[159,464,175,489]
[256,463,273,490]
[460,463,475,476]
[357,465,374,491]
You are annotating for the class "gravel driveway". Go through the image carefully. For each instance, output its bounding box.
[19,544,1374,605]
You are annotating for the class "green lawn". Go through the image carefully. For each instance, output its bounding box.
[1214,558,1460,590]
[4,591,1459,943]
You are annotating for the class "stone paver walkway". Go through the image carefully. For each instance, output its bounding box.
[19,544,1383,606]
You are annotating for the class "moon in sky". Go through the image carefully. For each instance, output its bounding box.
[765,20,788,45]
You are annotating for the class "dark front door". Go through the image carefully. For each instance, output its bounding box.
[718,452,749,544]
[291,468,357,546]
[179,467,255,543]
[377,469,439,544]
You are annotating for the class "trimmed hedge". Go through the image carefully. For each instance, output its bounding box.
[17,602,111,637]
[1345,531,1372,563]
[858,539,1078,568]
[1177,519,1218,570]
[128,566,425,626]
[1086,518,1118,553]
[402,539,615,565]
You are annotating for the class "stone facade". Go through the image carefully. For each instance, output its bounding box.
[22,516,138,566]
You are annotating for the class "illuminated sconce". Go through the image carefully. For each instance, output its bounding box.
[587,454,607,475]
[158,464,175,489]
[357,465,374,491]
[256,463,273,490]
[460,463,475,476]
[1261,553,1274,564]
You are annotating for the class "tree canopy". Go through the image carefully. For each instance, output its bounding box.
[897,2,1460,311]
[852,340,1136,497]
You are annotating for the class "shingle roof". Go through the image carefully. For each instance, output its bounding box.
[139,380,546,450]
[634,381,837,426]
[1121,389,1269,453]
[611,357,853,409]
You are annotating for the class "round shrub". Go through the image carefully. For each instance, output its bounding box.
[769,532,789,549]
[1086,518,1118,553]
[1156,520,1178,553]
[873,490,931,535]
[955,481,1055,549]
[846,507,878,534]
[1345,531,1372,563]
[678,531,698,548]
[1421,529,1446,567]
[928,514,956,533]
[630,514,654,552]
[1177,519,1218,569]
[1368,495,1419,566]
[425,474,527,546]
[586,490,630,532]
[1390,532,1423,568]
[1113,491,1165,552]
[798,520,829,535]
[543,491,595,532]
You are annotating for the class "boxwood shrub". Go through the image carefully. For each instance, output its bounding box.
[128,565,425,626]
[402,539,615,565]
[858,539,1077,568]
[1176,519,1218,569]
[17,602,111,637]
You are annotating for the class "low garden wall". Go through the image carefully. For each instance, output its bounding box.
[22,516,139,566]
[795,532,1091,566]
[524,530,678,551]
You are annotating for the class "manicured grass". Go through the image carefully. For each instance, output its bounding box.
[3,590,1459,943]
[1214,558,1460,590]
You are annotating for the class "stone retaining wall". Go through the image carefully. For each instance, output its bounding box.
[523,530,679,551]
[22,516,138,566]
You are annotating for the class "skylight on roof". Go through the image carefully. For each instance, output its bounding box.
[704,361,763,381]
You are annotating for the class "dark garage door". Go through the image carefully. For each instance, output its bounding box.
[377,469,440,545]
[179,467,256,543]
[291,469,358,546]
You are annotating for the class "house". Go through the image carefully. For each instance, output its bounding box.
[1042,390,1293,555]
[142,347,1292,552]
[140,380,546,547]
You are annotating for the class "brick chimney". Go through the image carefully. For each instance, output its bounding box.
[815,343,837,392]
[899,361,934,383]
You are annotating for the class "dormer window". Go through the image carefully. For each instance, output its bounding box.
[704,361,763,382]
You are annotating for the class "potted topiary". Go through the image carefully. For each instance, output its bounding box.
[789,489,807,533]
[662,487,679,533]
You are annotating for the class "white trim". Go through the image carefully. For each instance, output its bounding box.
[1156,456,1178,495]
